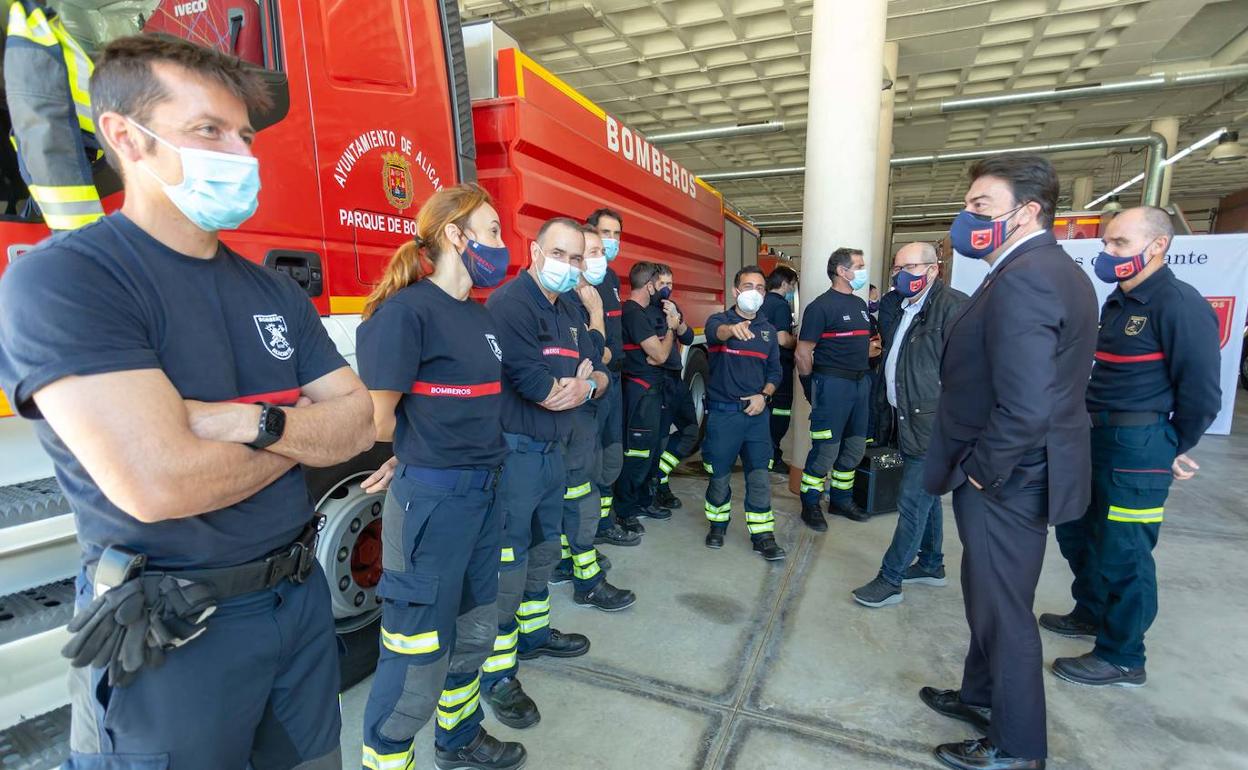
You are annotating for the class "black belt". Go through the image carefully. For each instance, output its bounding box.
[86,516,322,601]
[814,366,868,381]
[1089,411,1167,428]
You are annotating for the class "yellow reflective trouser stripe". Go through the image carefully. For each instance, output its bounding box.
[1108,505,1164,524]
[703,461,714,474]
[800,472,825,493]
[436,692,480,730]
[832,469,856,479]
[439,675,481,706]
[768,458,774,470]
[482,650,517,672]
[362,745,414,770]
[745,510,774,522]
[493,629,518,650]
[830,469,856,490]
[572,550,598,566]
[772,408,792,416]
[565,482,592,499]
[574,562,602,580]
[572,550,601,580]
[500,547,515,563]
[28,184,98,203]
[659,451,679,472]
[436,677,481,730]
[600,496,612,517]
[560,534,569,546]
[7,4,55,45]
[811,429,833,440]
[560,534,571,559]
[746,510,775,534]
[56,23,94,133]
[381,627,439,655]
[705,500,731,522]
[625,448,651,458]
[517,615,550,634]
[517,598,550,616]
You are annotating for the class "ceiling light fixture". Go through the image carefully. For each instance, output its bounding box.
[1207,130,1247,164]
[1086,128,1229,208]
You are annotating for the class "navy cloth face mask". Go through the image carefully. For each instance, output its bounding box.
[893,269,929,298]
[461,240,510,287]
[1094,251,1146,284]
[949,206,1021,259]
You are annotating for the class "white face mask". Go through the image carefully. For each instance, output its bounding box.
[583,255,609,285]
[737,288,764,314]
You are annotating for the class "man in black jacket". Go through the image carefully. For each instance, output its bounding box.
[852,242,967,609]
[919,155,1098,770]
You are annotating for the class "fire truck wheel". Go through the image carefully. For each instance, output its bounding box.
[683,346,710,453]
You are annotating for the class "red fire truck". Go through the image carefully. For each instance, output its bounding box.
[0,0,758,749]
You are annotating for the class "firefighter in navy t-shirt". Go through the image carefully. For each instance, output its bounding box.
[354,185,527,770]
[761,264,799,474]
[0,38,375,769]
[795,247,874,532]
[649,263,698,512]
[481,218,607,728]
[702,266,786,561]
[585,208,640,546]
[1042,207,1221,688]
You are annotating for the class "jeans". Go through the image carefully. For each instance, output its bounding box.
[879,453,944,586]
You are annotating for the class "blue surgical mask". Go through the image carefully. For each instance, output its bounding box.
[536,247,580,293]
[461,235,510,288]
[849,268,868,291]
[130,119,260,232]
[583,255,609,285]
[1094,251,1145,284]
[601,238,620,261]
[784,290,795,304]
[949,206,1022,259]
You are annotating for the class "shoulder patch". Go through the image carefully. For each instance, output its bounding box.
[253,314,293,360]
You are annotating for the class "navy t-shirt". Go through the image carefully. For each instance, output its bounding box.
[760,291,796,374]
[621,299,666,382]
[653,300,694,372]
[356,280,506,469]
[596,270,623,371]
[0,214,346,569]
[705,308,782,402]
[799,288,871,371]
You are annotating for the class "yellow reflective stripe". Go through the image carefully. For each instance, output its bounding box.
[600,496,613,506]
[801,473,824,485]
[572,550,598,567]
[436,692,481,729]
[704,500,731,522]
[55,20,94,133]
[7,4,55,45]
[830,479,855,490]
[772,408,792,416]
[564,482,592,499]
[42,211,103,231]
[439,676,481,707]
[500,547,515,563]
[493,629,518,651]
[560,534,569,546]
[362,745,414,770]
[517,598,550,617]
[811,429,833,440]
[1108,505,1164,524]
[517,615,550,634]
[745,510,774,522]
[747,520,776,534]
[573,561,602,580]
[832,469,856,480]
[482,650,517,672]
[659,452,679,472]
[703,462,713,474]
[381,627,439,655]
[28,184,98,203]
[625,448,651,458]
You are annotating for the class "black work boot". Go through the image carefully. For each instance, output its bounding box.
[751,534,787,561]
[828,497,870,522]
[800,501,828,532]
[549,562,572,585]
[770,456,791,477]
[619,516,647,535]
[574,579,636,611]
[434,727,527,770]
[704,525,727,549]
[637,504,672,520]
[595,549,612,571]
[1038,611,1098,639]
[595,523,641,546]
[517,628,590,660]
[654,482,682,510]
[1052,652,1146,687]
[485,678,540,729]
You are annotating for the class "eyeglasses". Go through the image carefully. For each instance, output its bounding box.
[889,262,937,277]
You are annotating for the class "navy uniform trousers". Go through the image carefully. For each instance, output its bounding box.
[596,370,624,533]
[616,376,663,518]
[702,402,775,539]
[799,372,870,506]
[481,433,566,689]
[652,372,699,488]
[68,565,341,770]
[559,407,606,593]
[1055,419,1174,669]
[362,465,502,768]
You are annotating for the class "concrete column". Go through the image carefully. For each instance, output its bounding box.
[1072,176,1094,210]
[871,41,900,288]
[1150,116,1179,206]
[787,0,888,492]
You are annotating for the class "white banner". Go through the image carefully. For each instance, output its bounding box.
[950,234,1248,435]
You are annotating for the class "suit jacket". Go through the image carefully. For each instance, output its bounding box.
[923,231,1098,525]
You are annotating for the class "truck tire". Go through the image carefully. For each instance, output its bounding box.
[1241,337,1248,390]
[682,346,710,454]
[304,443,393,691]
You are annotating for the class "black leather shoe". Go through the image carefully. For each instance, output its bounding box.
[752,534,786,561]
[549,563,572,585]
[595,523,641,546]
[654,483,682,509]
[435,727,527,770]
[595,550,612,571]
[770,456,791,476]
[934,738,1044,769]
[1052,652,1146,687]
[800,502,828,532]
[574,579,636,611]
[637,504,673,520]
[828,498,870,521]
[705,527,726,549]
[485,678,540,729]
[517,628,589,660]
[1038,612,1097,639]
[919,687,991,732]
[618,516,646,535]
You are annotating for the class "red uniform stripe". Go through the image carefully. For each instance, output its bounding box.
[1094,351,1165,364]
[708,345,768,360]
[411,381,501,398]
[625,376,651,390]
[820,330,870,338]
[542,347,579,359]
[622,343,642,351]
[230,387,301,406]
[606,310,622,318]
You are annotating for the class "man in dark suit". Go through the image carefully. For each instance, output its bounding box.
[919,155,1098,770]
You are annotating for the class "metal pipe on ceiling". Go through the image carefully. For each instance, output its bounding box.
[647,122,786,146]
[701,133,1170,205]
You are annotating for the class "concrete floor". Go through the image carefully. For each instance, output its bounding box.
[339,400,1248,770]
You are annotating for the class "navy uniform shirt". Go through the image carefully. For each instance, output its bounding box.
[621,298,667,383]
[652,299,694,374]
[0,214,346,569]
[799,288,871,371]
[705,308,782,403]
[565,289,607,415]
[1086,266,1221,455]
[595,270,623,371]
[760,291,796,384]
[487,271,599,441]
[356,280,506,469]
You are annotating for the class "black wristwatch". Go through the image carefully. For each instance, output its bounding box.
[761,392,773,405]
[247,402,286,449]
